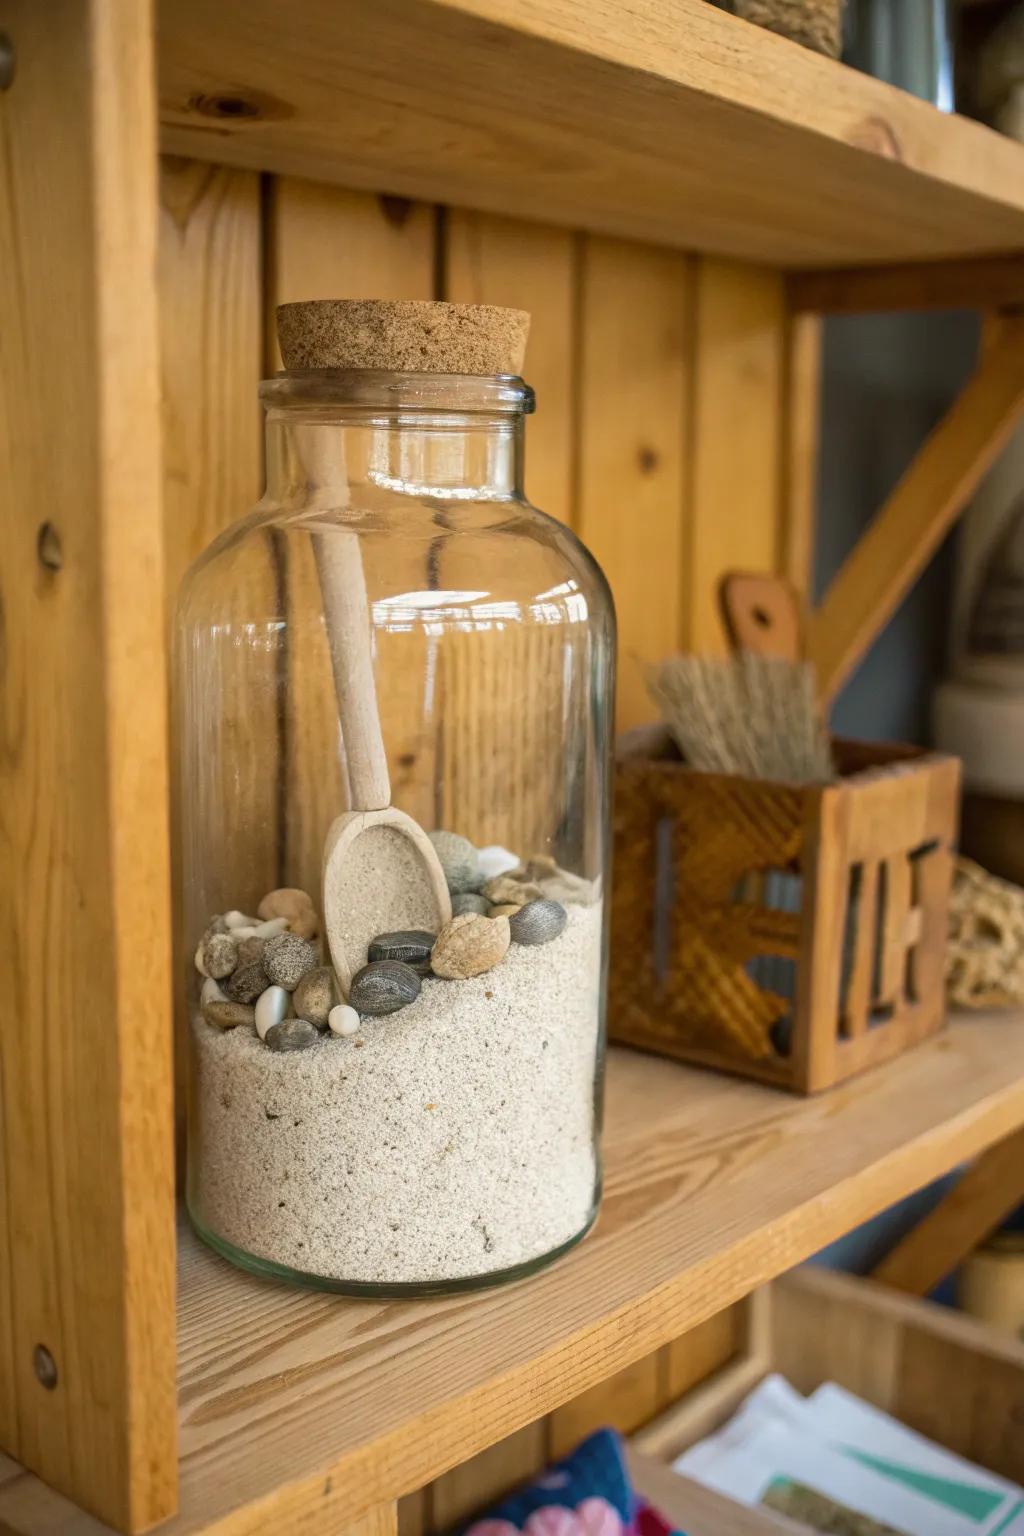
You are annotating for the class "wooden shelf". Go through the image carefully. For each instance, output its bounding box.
[4,1012,1024,1535]
[156,0,1024,267]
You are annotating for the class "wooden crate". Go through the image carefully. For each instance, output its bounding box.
[610,727,961,1093]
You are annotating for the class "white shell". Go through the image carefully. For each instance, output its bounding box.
[223,910,253,930]
[250,916,290,939]
[200,976,227,1007]
[255,985,290,1040]
[194,942,208,977]
[477,845,520,880]
[328,1003,361,1037]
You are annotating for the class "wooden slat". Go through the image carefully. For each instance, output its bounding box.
[548,1355,662,1458]
[661,1306,745,1402]
[575,236,689,730]
[0,0,177,1527]
[627,1449,802,1536]
[788,253,1024,314]
[873,1125,1024,1296]
[445,210,576,526]
[431,1424,546,1529]
[686,260,785,652]
[842,861,879,1038]
[157,0,1024,266]
[809,315,1024,702]
[779,312,821,598]
[877,853,912,1009]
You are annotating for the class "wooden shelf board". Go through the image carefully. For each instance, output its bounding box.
[156,0,1024,268]
[4,1013,1024,1535]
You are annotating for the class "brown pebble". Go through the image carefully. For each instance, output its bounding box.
[236,935,267,965]
[489,903,520,918]
[293,966,336,1027]
[202,1000,255,1030]
[202,931,238,980]
[258,887,319,940]
[226,958,271,1004]
[431,913,510,979]
[481,875,543,907]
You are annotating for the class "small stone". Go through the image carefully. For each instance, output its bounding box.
[477,845,521,880]
[265,1018,319,1052]
[451,893,491,917]
[202,931,238,980]
[428,829,482,894]
[480,874,543,907]
[263,932,319,990]
[249,916,290,939]
[524,854,559,880]
[200,976,227,1007]
[509,898,567,946]
[349,960,421,1015]
[206,914,230,935]
[236,935,267,966]
[368,930,435,974]
[489,904,520,918]
[202,1000,256,1030]
[258,887,319,939]
[194,942,208,977]
[226,957,271,1004]
[293,966,336,1027]
[431,913,510,979]
[224,910,254,930]
[328,1003,361,1037]
[255,985,290,1040]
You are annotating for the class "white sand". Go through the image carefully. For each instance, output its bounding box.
[189,901,603,1286]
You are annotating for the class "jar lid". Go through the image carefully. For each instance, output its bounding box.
[277,299,530,376]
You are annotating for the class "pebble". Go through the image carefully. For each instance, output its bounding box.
[202,999,256,1030]
[250,916,290,939]
[226,957,271,1004]
[451,893,491,918]
[258,887,319,940]
[194,942,208,977]
[202,931,238,980]
[263,932,319,990]
[200,976,227,1007]
[224,910,254,930]
[431,913,510,979]
[236,935,267,965]
[477,844,521,880]
[206,914,230,935]
[481,874,543,907]
[428,830,482,895]
[293,966,335,1027]
[349,960,422,1015]
[328,1003,361,1037]
[509,899,568,946]
[255,985,290,1040]
[489,904,521,918]
[265,1019,319,1053]
[368,930,436,974]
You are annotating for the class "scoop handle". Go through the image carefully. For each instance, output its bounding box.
[719,571,804,664]
[314,531,391,812]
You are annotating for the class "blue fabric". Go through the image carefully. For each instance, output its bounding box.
[456,1430,636,1535]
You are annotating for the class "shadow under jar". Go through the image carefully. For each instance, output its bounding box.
[178,300,615,1295]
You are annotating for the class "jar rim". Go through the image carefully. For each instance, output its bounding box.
[260,369,535,415]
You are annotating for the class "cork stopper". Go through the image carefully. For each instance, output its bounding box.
[277,299,530,376]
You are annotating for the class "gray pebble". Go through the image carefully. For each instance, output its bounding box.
[292,966,336,1027]
[265,1018,319,1052]
[509,899,568,946]
[451,893,491,917]
[368,930,436,973]
[263,932,319,990]
[236,935,267,966]
[202,999,255,1030]
[226,957,271,1004]
[428,829,482,894]
[206,914,230,936]
[202,931,238,979]
[349,959,421,1015]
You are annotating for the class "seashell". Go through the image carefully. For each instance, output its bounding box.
[263,932,319,991]
[349,959,421,1015]
[202,1000,256,1030]
[509,899,568,946]
[428,829,482,895]
[293,966,336,1027]
[451,893,491,918]
[202,931,238,980]
[480,874,543,907]
[265,1018,319,1052]
[431,914,510,979]
[255,985,290,1040]
[368,930,436,975]
[328,1003,361,1037]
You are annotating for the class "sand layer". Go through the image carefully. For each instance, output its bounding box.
[190,902,603,1286]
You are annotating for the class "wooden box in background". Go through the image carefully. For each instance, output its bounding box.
[610,727,961,1093]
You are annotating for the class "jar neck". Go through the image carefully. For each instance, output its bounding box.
[261,371,533,506]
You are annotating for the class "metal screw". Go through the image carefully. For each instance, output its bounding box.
[0,34,14,91]
[37,522,63,572]
[34,1345,58,1390]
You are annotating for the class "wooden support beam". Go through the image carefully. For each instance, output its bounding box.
[808,315,1024,703]
[873,1125,1024,1297]
[788,253,1024,315]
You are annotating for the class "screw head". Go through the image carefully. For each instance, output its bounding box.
[0,34,14,91]
[34,1344,58,1390]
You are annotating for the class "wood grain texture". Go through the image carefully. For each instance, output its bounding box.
[548,1355,662,1458]
[686,260,784,654]
[809,315,1024,702]
[575,237,689,730]
[779,312,821,597]
[445,211,576,526]
[873,1126,1024,1296]
[0,0,177,1527]
[627,1450,802,1535]
[787,253,1024,313]
[157,0,1024,265]
[431,1424,546,1529]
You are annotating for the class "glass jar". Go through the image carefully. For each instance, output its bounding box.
[178,301,615,1295]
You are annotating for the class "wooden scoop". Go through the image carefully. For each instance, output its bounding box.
[317,531,452,998]
[718,570,804,664]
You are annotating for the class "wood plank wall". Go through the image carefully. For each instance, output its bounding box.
[158,162,817,1532]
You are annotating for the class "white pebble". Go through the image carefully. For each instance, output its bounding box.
[328,1004,360,1037]
[201,976,227,1007]
[255,985,290,1040]
[194,942,208,977]
[250,916,290,938]
[477,845,521,880]
[224,910,253,930]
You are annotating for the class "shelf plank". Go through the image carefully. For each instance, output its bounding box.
[156,0,1024,267]
[5,1014,1024,1535]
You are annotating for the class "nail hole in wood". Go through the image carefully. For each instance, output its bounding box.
[753,605,771,627]
[0,34,14,91]
[637,446,659,474]
[189,93,262,121]
[34,1344,58,1390]
[37,523,63,572]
